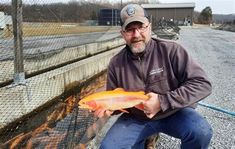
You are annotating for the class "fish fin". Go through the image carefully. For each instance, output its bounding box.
[114,88,125,91]
[119,109,129,113]
[137,91,146,95]
[135,103,145,111]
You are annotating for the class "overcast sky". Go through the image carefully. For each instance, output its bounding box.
[1,0,235,14]
[160,0,235,14]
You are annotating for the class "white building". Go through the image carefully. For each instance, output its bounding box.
[0,11,12,30]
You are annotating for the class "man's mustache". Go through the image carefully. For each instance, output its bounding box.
[131,38,144,43]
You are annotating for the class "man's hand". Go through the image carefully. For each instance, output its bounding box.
[142,92,161,118]
[94,108,113,118]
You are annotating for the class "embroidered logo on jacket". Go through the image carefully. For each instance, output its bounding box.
[149,67,164,75]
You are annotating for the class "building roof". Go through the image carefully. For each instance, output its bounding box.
[141,3,195,9]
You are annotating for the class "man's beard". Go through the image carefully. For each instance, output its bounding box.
[129,38,146,54]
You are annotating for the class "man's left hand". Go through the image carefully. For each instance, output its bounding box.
[142,92,161,118]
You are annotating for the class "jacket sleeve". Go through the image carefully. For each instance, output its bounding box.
[158,44,212,112]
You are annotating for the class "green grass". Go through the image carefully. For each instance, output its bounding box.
[3,22,113,38]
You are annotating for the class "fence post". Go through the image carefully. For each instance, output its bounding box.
[12,0,25,85]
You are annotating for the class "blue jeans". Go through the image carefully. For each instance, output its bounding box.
[100,108,212,149]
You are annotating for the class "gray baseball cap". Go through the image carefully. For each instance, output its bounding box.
[120,4,149,30]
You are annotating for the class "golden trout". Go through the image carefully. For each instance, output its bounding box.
[78,88,149,112]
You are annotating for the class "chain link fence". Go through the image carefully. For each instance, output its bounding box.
[0,0,126,148]
[0,0,123,85]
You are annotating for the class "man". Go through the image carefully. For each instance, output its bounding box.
[95,4,213,149]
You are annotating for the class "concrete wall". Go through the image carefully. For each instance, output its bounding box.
[0,42,124,129]
[0,37,125,84]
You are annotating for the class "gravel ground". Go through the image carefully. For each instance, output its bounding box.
[88,26,235,149]
[177,26,235,149]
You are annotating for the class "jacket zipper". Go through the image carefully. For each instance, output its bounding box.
[138,56,146,88]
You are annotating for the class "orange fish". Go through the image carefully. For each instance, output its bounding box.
[78,88,149,112]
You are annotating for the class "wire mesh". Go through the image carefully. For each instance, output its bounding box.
[0,0,122,85]
[0,72,107,148]
[0,2,14,85]
[0,0,123,148]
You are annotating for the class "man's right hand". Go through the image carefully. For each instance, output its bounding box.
[94,108,113,118]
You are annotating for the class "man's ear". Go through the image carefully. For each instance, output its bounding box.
[120,30,124,37]
[149,23,152,30]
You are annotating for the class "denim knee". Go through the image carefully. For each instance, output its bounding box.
[194,126,213,145]
[181,124,213,149]
[99,139,112,149]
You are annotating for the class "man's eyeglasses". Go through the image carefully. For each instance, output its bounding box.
[123,23,150,35]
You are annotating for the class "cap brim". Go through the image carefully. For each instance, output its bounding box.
[122,16,149,30]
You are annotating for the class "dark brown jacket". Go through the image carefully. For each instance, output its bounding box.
[106,38,212,120]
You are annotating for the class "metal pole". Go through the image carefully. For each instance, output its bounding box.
[115,9,117,26]
[112,8,113,26]
[12,0,25,85]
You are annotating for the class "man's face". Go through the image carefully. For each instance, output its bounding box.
[121,21,151,54]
